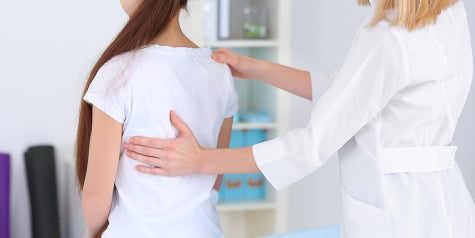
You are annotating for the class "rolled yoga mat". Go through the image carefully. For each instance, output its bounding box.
[0,153,10,238]
[24,145,60,238]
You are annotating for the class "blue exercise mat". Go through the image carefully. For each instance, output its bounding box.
[262,225,339,238]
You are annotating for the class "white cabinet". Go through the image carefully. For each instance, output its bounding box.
[181,1,291,237]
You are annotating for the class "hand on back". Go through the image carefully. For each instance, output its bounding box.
[212,48,255,80]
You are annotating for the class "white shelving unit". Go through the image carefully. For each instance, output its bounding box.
[181,0,290,237]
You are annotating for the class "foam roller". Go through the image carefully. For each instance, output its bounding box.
[24,146,60,238]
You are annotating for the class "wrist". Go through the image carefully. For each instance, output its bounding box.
[251,58,269,81]
[196,147,209,174]
[243,57,261,80]
[237,56,262,80]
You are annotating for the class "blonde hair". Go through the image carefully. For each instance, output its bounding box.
[359,0,459,31]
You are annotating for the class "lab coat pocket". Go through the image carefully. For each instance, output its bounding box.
[340,187,390,238]
[446,166,475,234]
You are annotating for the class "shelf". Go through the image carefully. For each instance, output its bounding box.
[204,40,279,48]
[179,0,291,235]
[232,122,278,130]
[217,200,276,212]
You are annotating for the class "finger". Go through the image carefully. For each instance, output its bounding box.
[211,53,225,63]
[135,165,169,176]
[127,136,172,149]
[213,48,230,55]
[126,150,167,168]
[170,110,192,137]
[212,52,235,65]
[212,53,230,64]
[124,143,162,157]
[212,49,235,63]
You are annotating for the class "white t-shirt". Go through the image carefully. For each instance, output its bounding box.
[84,45,238,238]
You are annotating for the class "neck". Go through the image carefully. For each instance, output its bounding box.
[151,13,198,48]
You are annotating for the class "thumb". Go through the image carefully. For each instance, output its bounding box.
[170,110,191,137]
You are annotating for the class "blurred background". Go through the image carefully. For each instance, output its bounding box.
[0,0,473,237]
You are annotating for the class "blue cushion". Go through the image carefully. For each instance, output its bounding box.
[261,225,339,238]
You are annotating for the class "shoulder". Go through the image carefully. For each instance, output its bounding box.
[96,48,162,80]
[342,23,410,84]
[89,51,140,92]
[357,22,405,51]
[348,22,409,72]
[96,51,138,77]
[213,60,232,74]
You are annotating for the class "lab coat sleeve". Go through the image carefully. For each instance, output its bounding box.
[253,30,409,189]
[310,71,338,102]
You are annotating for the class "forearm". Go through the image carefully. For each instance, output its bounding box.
[200,146,260,174]
[82,107,122,237]
[250,59,312,100]
[82,193,112,236]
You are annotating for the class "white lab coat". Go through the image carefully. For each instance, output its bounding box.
[253,1,475,237]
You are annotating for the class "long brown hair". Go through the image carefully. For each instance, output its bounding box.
[76,0,188,189]
[358,0,458,31]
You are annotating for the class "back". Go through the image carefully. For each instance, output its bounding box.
[84,45,238,238]
[381,1,473,147]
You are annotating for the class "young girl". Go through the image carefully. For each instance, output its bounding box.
[75,0,237,237]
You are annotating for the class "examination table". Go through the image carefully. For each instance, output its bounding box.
[262,225,339,238]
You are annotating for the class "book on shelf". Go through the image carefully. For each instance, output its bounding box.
[209,0,270,41]
[218,0,231,39]
[203,0,218,42]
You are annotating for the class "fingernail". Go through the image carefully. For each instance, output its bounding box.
[124,143,129,149]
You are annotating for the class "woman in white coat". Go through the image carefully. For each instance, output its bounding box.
[124,0,475,237]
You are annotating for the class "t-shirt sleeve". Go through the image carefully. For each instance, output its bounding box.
[253,30,409,190]
[83,58,130,124]
[223,65,239,118]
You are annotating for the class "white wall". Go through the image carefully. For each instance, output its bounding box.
[286,0,369,230]
[0,1,126,237]
[455,0,475,200]
[287,0,475,231]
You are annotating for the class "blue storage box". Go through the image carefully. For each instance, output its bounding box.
[243,129,266,200]
[245,129,266,146]
[220,131,246,201]
[219,126,267,202]
[244,173,266,200]
[229,130,245,148]
[240,112,271,123]
[220,174,245,201]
